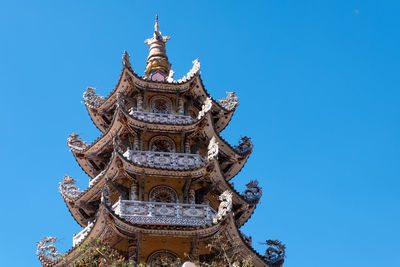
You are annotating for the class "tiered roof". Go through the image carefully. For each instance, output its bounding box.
[37,16,285,267]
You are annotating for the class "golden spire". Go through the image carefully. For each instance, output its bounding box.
[144,15,171,79]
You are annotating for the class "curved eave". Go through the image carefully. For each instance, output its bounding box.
[62,198,87,228]
[85,63,235,134]
[52,206,112,267]
[85,67,135,133]
[194,75,237,132]
[225,214,280,267]
[64,154,123,226]
[203,113,252,181]
[209,158,258,228]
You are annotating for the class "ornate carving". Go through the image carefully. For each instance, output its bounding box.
[59,175,81,202]
[123,150,205,170]
[149,185,178,203]
[263,240,286,264]
[213,190,233,224]
[149,135,176,152]
[242,180,262,203]
[147,250,178,266]
[36,237,61,266]
[218,91,239,111]
[130,110,194,124]
[234,136,253,154]
[83,87,104,107]
[207,136,219,161]
[116,200,216,226]
[198,97,212,119]
[149,95,172,114]
[67,133,88,151]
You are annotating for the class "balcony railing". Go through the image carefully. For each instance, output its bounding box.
[123,150,205,170]
[129,110,194,125]
[113,200,216,226]
[73,221,94,247]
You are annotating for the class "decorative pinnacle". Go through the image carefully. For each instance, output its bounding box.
[144,15,171,77]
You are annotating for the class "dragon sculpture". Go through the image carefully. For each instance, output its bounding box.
[218,91,239,111]
[67,133,88,151]
[83,87,104,107]
[234,136,253,155]
[213,190,233,224]
[36,237,61,266]
[59,175,81,202]
[262,239,286,264]
[207,136,219,161]
[198,96,212,119]
[242,180,262,203]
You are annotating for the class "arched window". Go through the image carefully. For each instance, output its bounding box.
[149,95,172,114]
[149,186,178,203]
[147,250,178,266]
[149,136,176,152]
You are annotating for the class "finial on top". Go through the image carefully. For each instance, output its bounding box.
[144,15,171,80]
[154,14,159,33]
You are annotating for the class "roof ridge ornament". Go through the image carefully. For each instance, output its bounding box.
[122,50,132,69]
[144,15,171,80]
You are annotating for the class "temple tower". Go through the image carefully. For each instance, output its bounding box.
[37,17,285,267]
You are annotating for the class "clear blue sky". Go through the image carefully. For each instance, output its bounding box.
[0,1,399,266]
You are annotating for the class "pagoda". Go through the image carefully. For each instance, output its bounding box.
[37,17,285,267]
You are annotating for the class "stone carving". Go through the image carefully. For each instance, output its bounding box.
[67,133,88,151]
[122,50,131,69]
[242,180,262,203]
[147,250,178,266]
[198,97,212,119]
[263,239,286,264]
[115,200,216,226]
[36,237,61,266]
[213,190,233,224]
[207,136,219,161]
[59,175,81,202]
[73,221,95,247]
[130,110,194,125]
[218,91,239,111]
[234,136,253,154]
[123,150,205,171]
[178,58,200,83]
[83,87,104,107]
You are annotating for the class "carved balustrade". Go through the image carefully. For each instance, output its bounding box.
[129,110,194,124]
[123,150,205,170]
[113,200,216,226]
